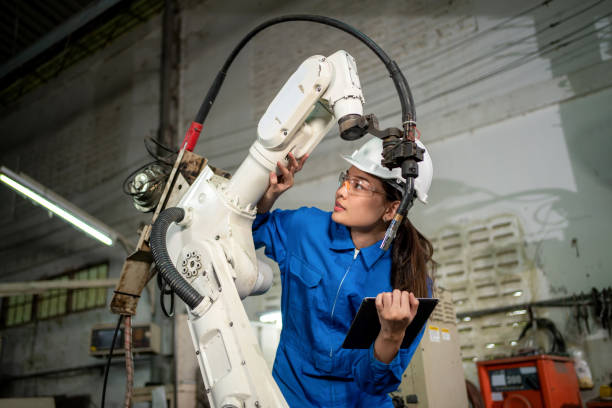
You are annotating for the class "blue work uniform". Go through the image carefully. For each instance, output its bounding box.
[252,207,425,407]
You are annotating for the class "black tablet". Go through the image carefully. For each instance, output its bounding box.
[341,297,439,349]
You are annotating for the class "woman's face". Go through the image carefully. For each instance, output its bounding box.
[331,166,399,229]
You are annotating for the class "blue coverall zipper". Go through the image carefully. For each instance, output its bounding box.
[329,248,360,358]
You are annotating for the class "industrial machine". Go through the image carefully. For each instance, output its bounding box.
[390,288,468,408]
[477,355,582,408]
[108,15,424,408]
[89,322,161,356]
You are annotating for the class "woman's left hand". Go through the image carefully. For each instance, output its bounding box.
[373,290,419,363]
[376,290,419,341]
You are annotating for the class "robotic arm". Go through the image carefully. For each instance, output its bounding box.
[230,50,364,207]
[150,50,364,408]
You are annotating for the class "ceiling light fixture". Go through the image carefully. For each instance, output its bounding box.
[0,166,121,247]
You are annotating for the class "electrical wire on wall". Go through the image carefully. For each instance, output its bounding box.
[419,9,612,105]
[347,0,604,102]
[412,0,608,93]
[404,0,556,68]
[360,0,611,112]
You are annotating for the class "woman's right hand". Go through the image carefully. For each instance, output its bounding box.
[257,152,308,213]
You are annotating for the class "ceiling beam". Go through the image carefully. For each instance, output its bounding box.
[0,0,123,81]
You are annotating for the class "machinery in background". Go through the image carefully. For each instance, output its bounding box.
[477,355,582,408]
[456,288,611,406]
[89,322,161,356]
[390,288,469,408]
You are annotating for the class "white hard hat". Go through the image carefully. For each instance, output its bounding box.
[341,137,433,203]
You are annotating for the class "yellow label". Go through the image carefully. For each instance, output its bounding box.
[441,328,451,341]
[429,326,441,342]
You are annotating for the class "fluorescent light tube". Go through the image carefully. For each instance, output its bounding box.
[0,167,114,246]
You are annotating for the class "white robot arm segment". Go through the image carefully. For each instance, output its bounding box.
[322,50,365,119]
[256,54,332,151]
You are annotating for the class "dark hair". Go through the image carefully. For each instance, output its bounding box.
[382,182,436,298]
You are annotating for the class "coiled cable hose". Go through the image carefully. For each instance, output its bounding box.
[150,207,204,309]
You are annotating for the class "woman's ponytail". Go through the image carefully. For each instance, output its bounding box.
[383,183,435,297]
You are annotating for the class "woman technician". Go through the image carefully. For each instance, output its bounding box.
[252,137,435,407]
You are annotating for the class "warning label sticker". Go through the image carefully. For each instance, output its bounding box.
[429,325,440,342]
[441,328,450,341]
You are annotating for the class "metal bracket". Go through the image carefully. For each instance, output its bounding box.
[110,149,207,316]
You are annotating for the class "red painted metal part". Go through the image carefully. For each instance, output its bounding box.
[477,355,582,408]
[181,121,203,151]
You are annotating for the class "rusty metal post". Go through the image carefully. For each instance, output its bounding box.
[158,0,181,154]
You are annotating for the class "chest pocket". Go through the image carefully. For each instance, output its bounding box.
[288,254,322,287]
[286,254,324,314]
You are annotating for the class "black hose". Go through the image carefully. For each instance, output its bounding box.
[150,207,204,309]
[194,14,415,129]
[388,60,415,124]
[518,317,567,354]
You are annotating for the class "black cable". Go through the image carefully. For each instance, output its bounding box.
[101,314,124,408]
[193,14,416,129]
[157,268,175,317]
[144,137,177,165]
[160,283,175,317]
[540,30,609,68]
[518,317,567,354]
[121,137,174,197]
[190,15,421,248]
[148,136,178,154]
[121,160,159,196]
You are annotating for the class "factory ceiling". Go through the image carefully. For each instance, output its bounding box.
[0,0,164,107]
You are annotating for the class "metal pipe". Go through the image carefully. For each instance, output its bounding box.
[456,292,599,320]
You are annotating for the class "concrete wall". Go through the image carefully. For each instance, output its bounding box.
[0,0,611,404]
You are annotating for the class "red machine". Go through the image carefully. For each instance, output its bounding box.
[477,355,582,408]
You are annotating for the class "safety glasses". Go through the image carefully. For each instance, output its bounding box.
[338,171,383,197]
